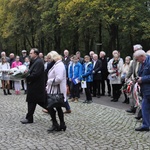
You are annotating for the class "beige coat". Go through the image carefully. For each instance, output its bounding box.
[46,60,67,102]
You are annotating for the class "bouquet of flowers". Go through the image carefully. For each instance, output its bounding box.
[9,65,29,80]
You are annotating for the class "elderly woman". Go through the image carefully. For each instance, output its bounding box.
[108,53,123,102]
[46,51,67,132]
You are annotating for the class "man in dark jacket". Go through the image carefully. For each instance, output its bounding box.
[99,51,111,96]
[135,50,150,131]
[92,54,102,98]
[20,48,46,124]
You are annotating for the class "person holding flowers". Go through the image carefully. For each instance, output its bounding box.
[11,56,22,94]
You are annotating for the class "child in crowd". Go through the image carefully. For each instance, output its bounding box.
[81,55,93,103]
[11,56,22,95]
[0,57,11,95]
[121,56,131,104]
[23,57,30,94]
[68,55,82,102]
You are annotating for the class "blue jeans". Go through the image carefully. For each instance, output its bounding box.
[142,95,150,128]
[64,100,71,111]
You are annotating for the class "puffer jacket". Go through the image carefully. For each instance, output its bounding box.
[81,62,93,82]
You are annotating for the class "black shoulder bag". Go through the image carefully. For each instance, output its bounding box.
[47,79,65,109]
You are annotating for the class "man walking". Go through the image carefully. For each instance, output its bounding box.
[20,48,46,124]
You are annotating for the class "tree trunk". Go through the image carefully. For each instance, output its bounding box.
[109,23,118,51]
[72,26,79,54]
[84,28,90,54]
[99,20,102,52]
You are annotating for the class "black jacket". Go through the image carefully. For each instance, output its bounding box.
[26,57,45,103]
[92,59,102,80]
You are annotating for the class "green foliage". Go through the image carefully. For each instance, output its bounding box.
[0,0,149,56]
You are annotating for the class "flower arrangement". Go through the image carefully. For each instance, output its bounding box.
[9,65,29,80]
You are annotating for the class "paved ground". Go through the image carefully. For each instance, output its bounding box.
[0,90,150,150]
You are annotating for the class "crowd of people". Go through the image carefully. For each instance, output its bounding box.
[0,44,150,132]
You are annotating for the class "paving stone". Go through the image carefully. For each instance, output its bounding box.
[0,90,150,149]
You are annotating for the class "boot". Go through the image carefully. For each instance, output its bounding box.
[122,99,127,103]
[59,122,67,131]
[7,89,12,95]
[122,93,127,103]
[126,98,129,104]
[3,89,7,95]
[47,122,60,133]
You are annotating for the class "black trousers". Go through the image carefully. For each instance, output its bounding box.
[26,102,47,121]
[112,84,122,100]
[93,80,100,96]
[70,81,80,98]
[85,82,92,101]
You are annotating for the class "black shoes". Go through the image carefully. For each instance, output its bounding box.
[59,123,67,131]
[135,127,149,132]
[126,107,136,113]
[47,122,67,133]
[7,92,12,95]
[97,95,100,98]
[122,98,129,104]
[135,116,142,120]
[83,100,92,104]
[20,118,33,124]
[47,125,59,132]
[111,99,118,102]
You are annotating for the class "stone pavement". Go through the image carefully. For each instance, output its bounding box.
[0,91,150,150]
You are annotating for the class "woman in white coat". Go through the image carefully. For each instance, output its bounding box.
[108,54,123,102]
[46,51,67,132]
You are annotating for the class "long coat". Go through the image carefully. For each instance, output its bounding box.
[107,58,122,84]
[46,60,67,102]
[26,57,45,103]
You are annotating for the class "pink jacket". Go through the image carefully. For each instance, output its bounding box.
[11,61,22,68]
[46,60,67,102]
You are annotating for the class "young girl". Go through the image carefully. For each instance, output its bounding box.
[23,57,30,94]
[121,56,131,103]
[0,57,11,95]
[11,56,22,95]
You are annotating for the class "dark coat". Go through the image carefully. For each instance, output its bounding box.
[99,57,109,80]
[62,56,70,78]
[92,59,102,80]
[26,57,45,103]
[138,55,150,97]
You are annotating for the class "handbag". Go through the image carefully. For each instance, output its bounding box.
[47,79,65,109]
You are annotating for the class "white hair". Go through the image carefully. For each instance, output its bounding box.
[100,51,106,56]
[93,54,98,57]
[112,50,118,56]
[89,51,94,55]
[134,50,146,58]
[133,44,143,51]
[64,49,69,53]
